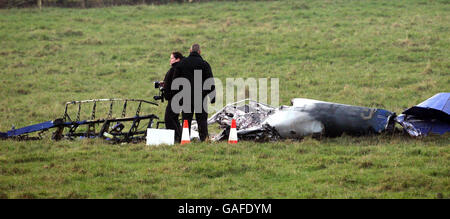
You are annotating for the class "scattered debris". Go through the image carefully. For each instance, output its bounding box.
[200,100,277,141]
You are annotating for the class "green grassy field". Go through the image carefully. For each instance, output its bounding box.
[0,0,449,198]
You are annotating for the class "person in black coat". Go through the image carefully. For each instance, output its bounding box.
[173,44,215,141]
[163,51,184,143]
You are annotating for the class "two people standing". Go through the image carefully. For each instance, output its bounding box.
[162,44,215,143]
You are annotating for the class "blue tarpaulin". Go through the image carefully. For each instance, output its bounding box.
[396,93,450,137]
[403,93,450,121]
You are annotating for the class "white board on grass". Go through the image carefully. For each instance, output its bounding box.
[146,129,174,146]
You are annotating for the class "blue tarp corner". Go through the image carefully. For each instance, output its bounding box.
[396,92,450,137]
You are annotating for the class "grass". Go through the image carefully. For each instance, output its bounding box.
[0,135,448,198]
[0,0,449,198]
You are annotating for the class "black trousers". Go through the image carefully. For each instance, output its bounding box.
[182,112,209,141]
[164,101,181,143]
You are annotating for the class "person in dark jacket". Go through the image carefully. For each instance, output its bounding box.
[163,51,184,143]
[173,44,215,141]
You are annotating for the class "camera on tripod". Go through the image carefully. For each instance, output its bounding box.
[153,81,165,102]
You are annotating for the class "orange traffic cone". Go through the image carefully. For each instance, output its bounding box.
[228,119,238,144]
[181,120,190,145]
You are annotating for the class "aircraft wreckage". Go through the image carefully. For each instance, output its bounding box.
[1,93,449,143]
[198,92,449,141]
[0,99,160,143]
[202,98,396,141]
